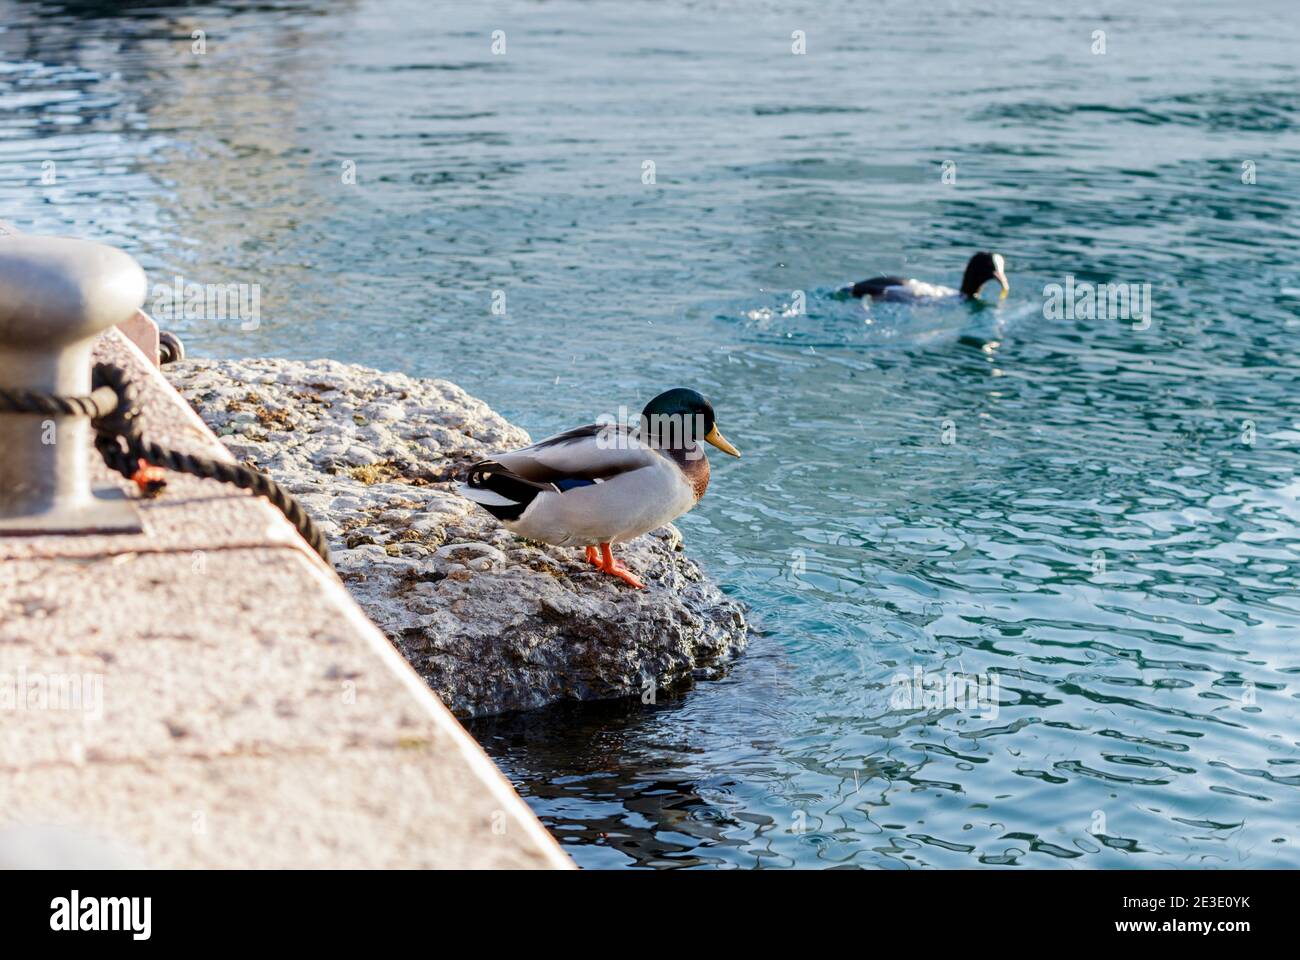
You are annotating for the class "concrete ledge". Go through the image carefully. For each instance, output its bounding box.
[0,329,571,868]
[116,308,161,367]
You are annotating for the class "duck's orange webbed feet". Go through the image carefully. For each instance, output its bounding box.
[597,542,644,589]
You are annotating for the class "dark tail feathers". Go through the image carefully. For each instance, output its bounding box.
[462,460,556,521]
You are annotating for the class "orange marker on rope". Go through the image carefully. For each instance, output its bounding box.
[131,458,167,497]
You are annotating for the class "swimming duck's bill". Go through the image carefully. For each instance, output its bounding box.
[705,424,741,457]
[993,254,1010,299]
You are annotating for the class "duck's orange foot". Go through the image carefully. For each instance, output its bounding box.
[605,560,645,589]
[585,545,600,565]
[593,542,645,589]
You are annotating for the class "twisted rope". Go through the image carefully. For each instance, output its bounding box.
[0,363,331,564]
[0,383,118,419]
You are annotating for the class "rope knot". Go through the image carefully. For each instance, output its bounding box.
[90,362,138,438]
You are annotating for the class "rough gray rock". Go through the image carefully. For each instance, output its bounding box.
[165,358,748,718]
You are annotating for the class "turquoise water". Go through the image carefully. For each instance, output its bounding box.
[4,0,1299,868]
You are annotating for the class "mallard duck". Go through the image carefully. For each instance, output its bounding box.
[848,251,1009,303]
[457,388,740,588]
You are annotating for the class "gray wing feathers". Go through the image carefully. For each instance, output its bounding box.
[493,424,660,483]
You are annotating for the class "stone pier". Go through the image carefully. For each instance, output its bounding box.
[0,329,571,869]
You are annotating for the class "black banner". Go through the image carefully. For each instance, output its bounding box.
[0,868,1276,945]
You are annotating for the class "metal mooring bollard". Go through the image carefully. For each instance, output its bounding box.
[0,232,148,534]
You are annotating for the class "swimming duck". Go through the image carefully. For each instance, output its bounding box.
[458,388,740,588]
[848,252,1009,303]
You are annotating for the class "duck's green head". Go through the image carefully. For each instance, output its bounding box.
[640,388,741,457]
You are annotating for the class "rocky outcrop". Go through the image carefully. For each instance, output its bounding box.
[165,358,748,717]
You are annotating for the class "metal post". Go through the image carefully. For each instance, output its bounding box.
[0,231,148,534]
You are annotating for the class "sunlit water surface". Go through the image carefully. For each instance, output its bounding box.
[3,0,1299,867]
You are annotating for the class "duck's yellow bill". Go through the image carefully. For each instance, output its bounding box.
[997,275,1010,299]
[705,424,741,457]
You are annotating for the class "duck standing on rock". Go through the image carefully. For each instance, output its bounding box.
[457,388,741,589]
[848,251,1009,303]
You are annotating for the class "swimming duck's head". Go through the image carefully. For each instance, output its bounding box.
[961,252,1009,299]
[640,388,741,457]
